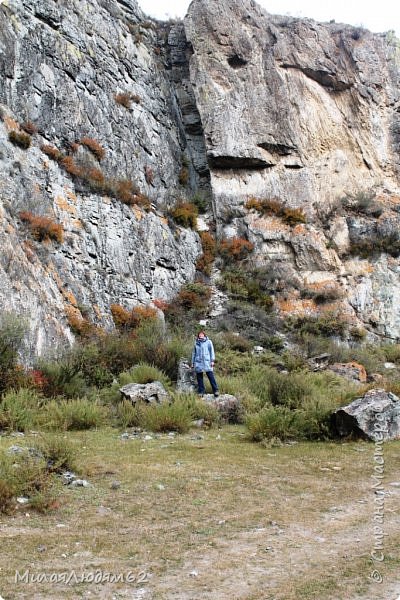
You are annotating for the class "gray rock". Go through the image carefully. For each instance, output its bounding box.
[252,346,265,355]
[110,481,121,490]
[7,445,26,454]
[307,353,331,371]
[177,358,197,393]
[334,388,400,441]
[202,393,243,423]
[70,479,90,487]
[328,362,368,383]
[119,381,169,404]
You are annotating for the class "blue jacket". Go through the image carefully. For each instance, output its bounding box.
[191,337,215,373]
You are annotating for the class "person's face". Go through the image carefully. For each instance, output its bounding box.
[198,332,205,339]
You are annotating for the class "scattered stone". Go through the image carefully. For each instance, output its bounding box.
[189,570,198,577]
[10,431,25,437]
[252,345,265,355]
[7,445,26,454]
[177,358,197,393]
[110,481,121,490]
[389,482,400,487]
[328,361,367,383]
[144,435,153,441]
[119,381,169,404]
[191,418,205,428]
[70,479,90,487]
[97,506,112,515]
[369,373,384,383]
[16,497,29,504]
[62,471,77,485]
[334,388,400,441]
[156,484,165,491]
[37,545,46,552]
[190,434,204,440]
[384,362,397,369]
[168,432,176,437]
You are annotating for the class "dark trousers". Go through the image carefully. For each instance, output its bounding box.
[196,370,218,394]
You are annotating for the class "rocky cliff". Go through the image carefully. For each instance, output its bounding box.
[1,0,400,357]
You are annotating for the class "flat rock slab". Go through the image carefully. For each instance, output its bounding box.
[334,388,400,441]
[119,381,169,404]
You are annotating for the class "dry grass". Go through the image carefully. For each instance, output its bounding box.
[0,428,399,599]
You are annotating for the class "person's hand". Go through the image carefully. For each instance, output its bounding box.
[211,362,214,367]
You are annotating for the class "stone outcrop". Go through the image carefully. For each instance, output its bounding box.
[1,0,400,356]
[119,381,169,404]
[176,358,197,393]
[184,0,400,340]
[334,388,400,440]
[0,0,203,357]
[202,393,243,423]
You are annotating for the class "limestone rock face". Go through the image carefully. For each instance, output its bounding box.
[2,0,400,357]
[0,0,203,357]
[184,0,400,339]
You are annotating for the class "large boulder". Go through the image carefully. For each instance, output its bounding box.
[177,358,197,393]
[202,394,243,423]
[119,381,169,405]
[334,388,400,441]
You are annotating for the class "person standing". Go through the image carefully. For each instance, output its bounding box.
[191,330,219,397]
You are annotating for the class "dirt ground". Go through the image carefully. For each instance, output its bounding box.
[1,427,399,599]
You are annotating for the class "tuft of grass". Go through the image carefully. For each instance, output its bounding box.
[170,201,198,229]
[8,130,31,149]
[36,433,77,473]
[245,197,307,225]
[139,399,193,433]
[0,388,43,432]
[0,451,52,514]
[42,398,108,431]
[118,362,172,389]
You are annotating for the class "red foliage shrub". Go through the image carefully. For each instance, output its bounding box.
[20,121,38,135]
[153,298,169,311]
[218,237,254,262]
[61,155,84,177]
[80,137,106,161]
[114,92,132,108]
[19,211,63,243]
[110,304,158,332]
[196,231,217,276]
[41,144,64,162]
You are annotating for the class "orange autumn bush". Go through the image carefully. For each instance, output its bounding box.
[19,211,63,243]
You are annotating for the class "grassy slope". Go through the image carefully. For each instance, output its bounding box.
[1,427,399,600]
